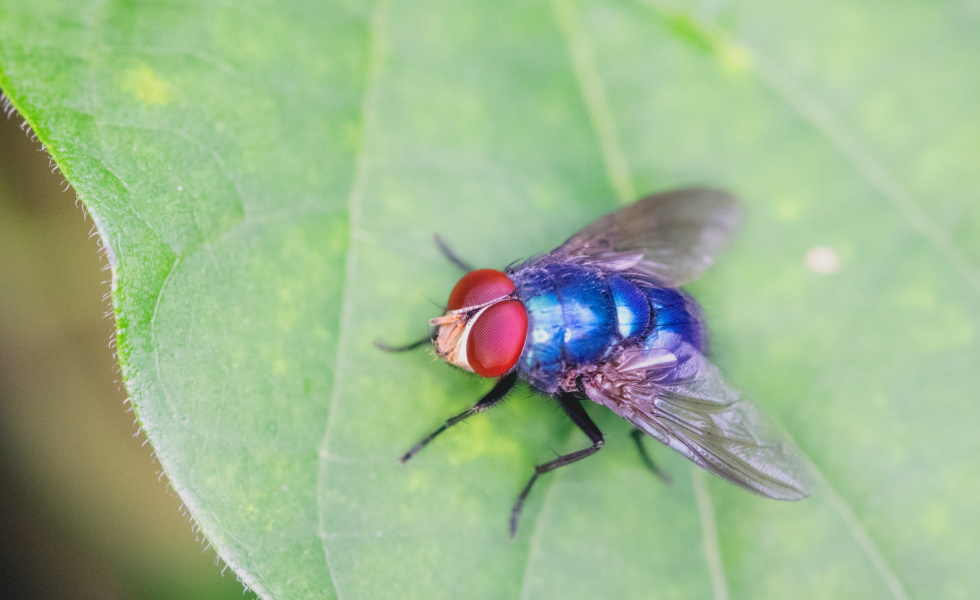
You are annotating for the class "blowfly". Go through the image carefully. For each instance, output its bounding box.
[383,188,811,536]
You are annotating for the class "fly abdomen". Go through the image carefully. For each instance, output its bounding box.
[642,286,706,353]
[606,275,652,341]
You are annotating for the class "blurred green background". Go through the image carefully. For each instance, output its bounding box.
[0,106,252,599]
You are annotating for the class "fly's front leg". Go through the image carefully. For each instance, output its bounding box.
[434,234,475,273]
[401,371,518,463]
[376,232,473,352]
[510,393,604,538]
[374,337,431,353]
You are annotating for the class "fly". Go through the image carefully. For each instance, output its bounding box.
[382,188,812,536]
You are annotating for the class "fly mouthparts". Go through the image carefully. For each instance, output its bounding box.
[429,314,457,327]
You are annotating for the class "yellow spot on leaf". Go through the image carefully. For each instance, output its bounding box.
[922,500,950,537]
[896,286,937,311]
[776,200,802,221]
[405,470,427,492]
[719,39,752,72]
[122,64,171,106]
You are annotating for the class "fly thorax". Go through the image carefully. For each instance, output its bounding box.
[510,260,620,392]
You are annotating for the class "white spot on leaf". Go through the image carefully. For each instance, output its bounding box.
[805,246,840,274]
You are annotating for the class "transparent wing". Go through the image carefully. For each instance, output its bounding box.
[579,340,812,500]
[554,188,741,287]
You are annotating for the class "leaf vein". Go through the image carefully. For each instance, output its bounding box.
[551,0,636,204]
[516,462,565,600]
[813,463,911,600]
[316,1,390,598]
[693,468,730,600]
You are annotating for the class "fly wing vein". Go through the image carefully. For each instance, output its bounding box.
[553,188,741,286]
[580,342,812,500]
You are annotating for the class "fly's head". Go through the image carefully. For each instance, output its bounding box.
[430,269,528,378]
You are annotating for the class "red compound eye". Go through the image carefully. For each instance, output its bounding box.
[447,269,516,310]
[467,301,528,377]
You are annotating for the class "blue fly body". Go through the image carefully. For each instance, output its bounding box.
[509,257,704,393]
[394,188,813,536]
[606,274,652,341]
[510,259,618,392]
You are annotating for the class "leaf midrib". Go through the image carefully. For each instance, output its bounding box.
[316,1,389,598]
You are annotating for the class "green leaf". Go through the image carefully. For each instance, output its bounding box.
[2,0,978,598]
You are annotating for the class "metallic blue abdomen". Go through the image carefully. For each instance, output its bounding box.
[510,257,704,393]
[642,286,704,353]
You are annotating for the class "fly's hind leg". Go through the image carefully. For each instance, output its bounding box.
[630,429,672,485]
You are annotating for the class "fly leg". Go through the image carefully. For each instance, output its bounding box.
[510,393,604,538]
[434,234,475,273]
[374,338,430,353]
[401,371,518,463]
[375,234,472,351]
[630,429,672,485]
